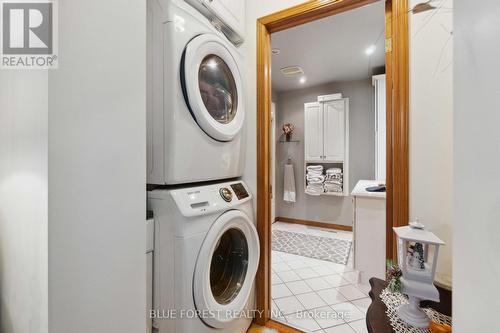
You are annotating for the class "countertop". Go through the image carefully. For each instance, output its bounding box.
[351,180,386,199]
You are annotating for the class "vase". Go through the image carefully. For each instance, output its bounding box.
[285,133,291,142]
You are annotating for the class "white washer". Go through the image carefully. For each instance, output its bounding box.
[147,181,259,333]
[147,0,246,185]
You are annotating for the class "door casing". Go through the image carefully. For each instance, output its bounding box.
[254,0,409,328]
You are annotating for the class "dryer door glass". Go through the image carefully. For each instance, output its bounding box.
[209,228,248,304]
[199,55,238,125]
[183,34,245,142]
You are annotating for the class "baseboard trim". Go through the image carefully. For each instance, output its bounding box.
[275,216,353,232]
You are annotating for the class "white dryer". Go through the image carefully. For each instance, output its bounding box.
[147,181,259,333]
[147,0,246,185]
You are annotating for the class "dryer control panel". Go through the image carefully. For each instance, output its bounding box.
[170,181,252,217]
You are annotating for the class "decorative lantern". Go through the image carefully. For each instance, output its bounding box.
[393,224,445,328]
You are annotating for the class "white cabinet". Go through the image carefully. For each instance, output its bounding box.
[351,180,386,285]
[186,0,245,45]
[304,95,349,196]
[373,75,386,181]
[304,102,323,161]
[304,96,349,163]
[323,99,346,161]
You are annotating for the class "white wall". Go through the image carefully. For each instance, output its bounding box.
[454,0,500,331]
[48,0,146,332]
[0,72,48,333]
[409,0,453,279]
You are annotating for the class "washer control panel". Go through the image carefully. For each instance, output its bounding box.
[219,187,233,202]
[230,183,249,200]
[169,181,252,217]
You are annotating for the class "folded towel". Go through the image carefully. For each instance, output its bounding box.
[326,167,342,174]
[324,180,343,186]
[306,175,325,183]
[283,164,296,203]
[324,184,343,192]
[307,165,323,172]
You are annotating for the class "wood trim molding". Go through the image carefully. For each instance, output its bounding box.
[256,0,409,326]
[255,18,272,326]
[387,0,410,259]
[266,319,303,333]
[275,216,353,232]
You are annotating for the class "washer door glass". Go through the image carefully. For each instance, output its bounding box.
[199,55,238,125]
[183,34,245,142]
[210,228,248,305]
[193,210,259,329]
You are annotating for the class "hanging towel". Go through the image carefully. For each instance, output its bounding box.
[283,163,296,202]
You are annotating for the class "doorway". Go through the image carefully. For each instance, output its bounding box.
[255,0,409,330]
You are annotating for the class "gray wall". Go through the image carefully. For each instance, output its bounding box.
[274,79,375,226]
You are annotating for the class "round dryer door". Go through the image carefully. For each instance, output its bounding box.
[182,34,244,142]
[193,210,259,328]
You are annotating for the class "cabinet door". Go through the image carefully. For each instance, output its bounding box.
[203,0,245,37]
[304,102,323,161]
[323,99,345,161]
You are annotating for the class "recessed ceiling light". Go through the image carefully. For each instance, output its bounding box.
[300,77,306,84]
[365,45,376,55]
[271,48,281,55]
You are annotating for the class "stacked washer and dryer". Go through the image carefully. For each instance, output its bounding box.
[146,1,259,333]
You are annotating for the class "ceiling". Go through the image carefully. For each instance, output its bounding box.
[271,1,386,92]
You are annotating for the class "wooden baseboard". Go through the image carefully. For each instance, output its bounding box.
[275,216,353,232]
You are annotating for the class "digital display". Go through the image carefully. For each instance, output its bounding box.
[231,183,249,200]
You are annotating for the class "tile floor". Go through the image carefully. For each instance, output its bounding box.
[271,222,371,333]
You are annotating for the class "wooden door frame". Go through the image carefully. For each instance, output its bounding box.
[255,0,409,327]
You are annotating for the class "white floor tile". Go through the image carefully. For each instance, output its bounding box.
[316,288,347,305]
[355,283,371,295]
[280,252,303,262]
[272,300,284,319]
[351,298,371,315]
[273,261,292,273]
[287,259,311,270]
[348,319,369,333]
[341,271,360,284]
[331,302,365,323]
[273,283,293,299]
[285,311,322,332]
[295,292,327,309]
[295,267,319,279]
[274,296,305,315]
[324,323,356,333]
[286,280,313,295]
[323,274,350,288]
[272,272,283,285]
[277,270,301,283]
[311,306,345,329]
[311,264,339,276]
[272,253,283,264]
[337,285,367,301]
[304,277,332,291]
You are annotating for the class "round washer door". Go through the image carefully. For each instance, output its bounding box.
[193,210,259,328]
[183,34,244,142]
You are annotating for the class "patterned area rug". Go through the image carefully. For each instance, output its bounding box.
[272,229,352,265]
